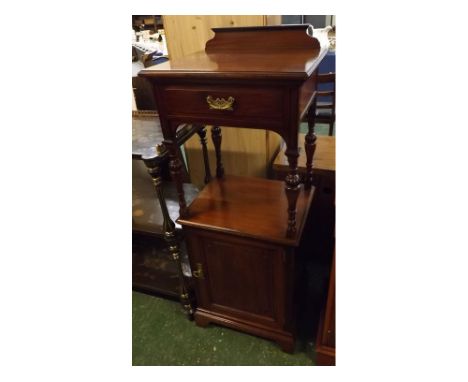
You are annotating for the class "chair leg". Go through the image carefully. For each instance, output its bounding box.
[328,121,334,136]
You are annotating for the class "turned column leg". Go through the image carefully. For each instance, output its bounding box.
[165,230,194,320]
[167,144,188,217]
[285,147,301,236]
[211,125,224,178]
[304,97,317,189]
[197,126,212,184]
[143,157,194,319]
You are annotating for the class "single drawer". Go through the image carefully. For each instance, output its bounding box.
[162,84,284,120]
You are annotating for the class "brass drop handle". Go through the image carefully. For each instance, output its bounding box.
[206,95,235,111]
[192,263,204,279]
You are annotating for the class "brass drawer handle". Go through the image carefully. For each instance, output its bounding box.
[192,263,204,279]
[206,95,235,111]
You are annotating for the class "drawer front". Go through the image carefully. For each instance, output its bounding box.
[162,85,284,120]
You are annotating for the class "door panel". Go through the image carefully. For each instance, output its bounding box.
[187,230,286,328]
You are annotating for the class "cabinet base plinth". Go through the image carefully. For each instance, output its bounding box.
[194,309,295,354]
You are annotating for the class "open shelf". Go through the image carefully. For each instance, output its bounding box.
[178,175,315,246]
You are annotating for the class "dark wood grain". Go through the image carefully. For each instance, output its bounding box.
[141,25,326,232]
[315,251,336,365]
[139,25,327,351]
[196,126,212,184]
[177,175,314,247]
[211,125,224,178]
[304,97,318,188]
[185,228,299,353]
[139,25,325,80]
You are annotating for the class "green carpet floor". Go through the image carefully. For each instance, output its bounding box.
[132,292,315,366]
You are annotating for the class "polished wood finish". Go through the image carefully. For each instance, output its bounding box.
[162,15,282,189]
[177,175,315,352]
[273,134,335,262]
[315,251,335,365]
[140,24,326,234]
[305,98,318,188]
[141,26,322,80]
[177,176,314,247]
[196,126,212,184]
[211,125,224,178]
[273,135,335,359]
[185,228,300,353]
[139,25,326,352]
[175,174,317,352]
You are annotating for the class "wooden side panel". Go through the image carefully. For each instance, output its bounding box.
[162,15,277,188]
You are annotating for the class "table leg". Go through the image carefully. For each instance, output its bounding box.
[285,147,300,235]
[168,147,188,218]
[211,125,225,178]
[305,97,317,189]
[143,157,194,319]
[197,126,212,184]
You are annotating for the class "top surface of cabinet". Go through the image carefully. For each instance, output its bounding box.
[139,25,327,81]
[177,175,314,247]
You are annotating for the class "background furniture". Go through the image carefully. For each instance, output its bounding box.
[315,251,336,365]
[132,15,163,34]
[132,114,200,317]
[132,61,157,111]
[140,25,327,352]
[315,72,336,136]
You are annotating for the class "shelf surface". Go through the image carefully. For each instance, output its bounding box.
[177,175,314,246]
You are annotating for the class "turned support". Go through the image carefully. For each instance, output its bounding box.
[197,126,212,184]
[285,147,301,236]
[143,156,194,319]
[164,229,194,320]
[211,125,224,178]
[304,97,318,189]
[167,144,188,218]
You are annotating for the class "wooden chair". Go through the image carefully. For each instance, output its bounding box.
[315,72,336,136]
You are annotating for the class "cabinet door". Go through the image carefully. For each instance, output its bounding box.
[187,230,289,329]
